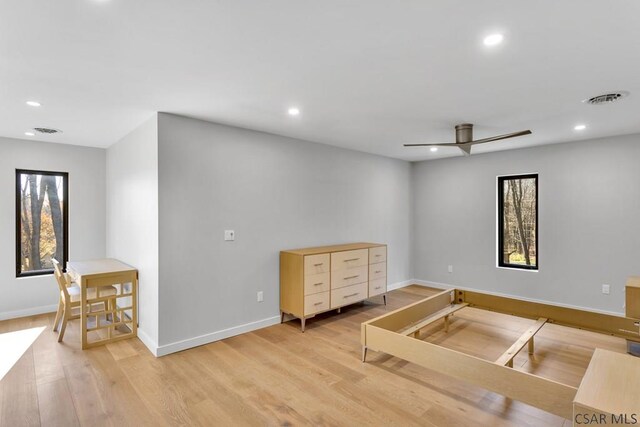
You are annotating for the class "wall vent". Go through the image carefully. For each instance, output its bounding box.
[33,127,63,134]
[584,91,629,105]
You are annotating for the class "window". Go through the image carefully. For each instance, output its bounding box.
[498,174,538,270]
[16,170,68,277]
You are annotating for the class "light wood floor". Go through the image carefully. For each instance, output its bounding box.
[0,285,627,426]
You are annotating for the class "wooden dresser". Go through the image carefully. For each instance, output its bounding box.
[280,242,387,331]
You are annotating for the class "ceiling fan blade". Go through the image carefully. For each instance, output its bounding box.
[403,143,460,147]
[470,130,532,145]
[404,142,472,155]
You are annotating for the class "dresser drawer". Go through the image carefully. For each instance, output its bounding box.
[369,277,387,297]
[331,249,368,271]
[304,272,330,295]
[369,246,387,264]
[304,254,330,275]
[369,262,386,281]
[331,265,368,289]
[331,282,368,309]
[304,291,330,316]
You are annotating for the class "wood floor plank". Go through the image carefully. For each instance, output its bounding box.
[37,379,80,427]
[0,347,40,427]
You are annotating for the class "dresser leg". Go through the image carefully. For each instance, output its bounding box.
[280,311,285,323]
[337,307,341,314]
[383,294,387,305]
[362,346,368,363]
[301,317,306,332]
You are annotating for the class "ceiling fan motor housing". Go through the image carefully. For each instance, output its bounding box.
[455,123,473,143]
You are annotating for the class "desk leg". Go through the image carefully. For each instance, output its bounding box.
[81,278,88,350]
[131,272,138,337]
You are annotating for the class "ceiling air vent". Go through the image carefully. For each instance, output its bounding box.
[33,127,63,135]
[584,91,629,105]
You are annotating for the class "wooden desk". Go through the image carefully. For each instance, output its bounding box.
[573,349,640,426]
[66,259,138,349]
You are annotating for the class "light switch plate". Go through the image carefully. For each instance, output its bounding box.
[224,230,235,241]
[602,284,610,295]
[257,291,264,302]
[448,265,453,273]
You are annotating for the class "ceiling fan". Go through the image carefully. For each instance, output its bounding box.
[404,123,532,155]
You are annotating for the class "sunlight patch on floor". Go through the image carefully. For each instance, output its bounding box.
[0,326,45,381]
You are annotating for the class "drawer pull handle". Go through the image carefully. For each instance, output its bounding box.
[314,263,323,267]
[313,282,323,286]
[314,302,324,306]
[344,293,359,298]
[375,286,381,290]
[375,270,382,274]
[344,275,359,280]
[375,254,381,257]
[344,258,360,262]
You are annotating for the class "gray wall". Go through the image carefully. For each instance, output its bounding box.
[157,113,413,347]
[412,133,640,314]
[0,137,105,319]
[106,114,159,348]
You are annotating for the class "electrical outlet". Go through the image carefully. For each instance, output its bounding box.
[602,284,610,295]
[224,230,235,241]
[257,291,264,302]
[448,265,453,273]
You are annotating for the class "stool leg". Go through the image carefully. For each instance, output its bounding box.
[58,306,69,343]
[53,300,63,332]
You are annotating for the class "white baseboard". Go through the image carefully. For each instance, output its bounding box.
[137,328,159,357]
[410,278,625,317]
[155,315,281,357]
[0,304,58,321]
[387,279,414,291]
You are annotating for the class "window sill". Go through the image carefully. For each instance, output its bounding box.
[16,271,54,279]
[496,266,539,273]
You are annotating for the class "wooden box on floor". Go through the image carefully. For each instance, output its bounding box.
[280,242,387,331]
[626,277,640,319]
[625,276,640,356]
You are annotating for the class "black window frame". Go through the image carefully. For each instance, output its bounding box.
[15,169,69,278]
[497,173,538,271]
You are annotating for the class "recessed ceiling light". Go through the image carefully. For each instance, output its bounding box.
[287,107,300,116]
[26,101,41,107]
[574,124,586,131]
[24,131,35,136]
[483,33,504,46]
[430,147,438,152]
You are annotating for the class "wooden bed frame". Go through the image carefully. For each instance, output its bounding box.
[361,288,640,420]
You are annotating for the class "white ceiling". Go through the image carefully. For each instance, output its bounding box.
[1,0,639,161]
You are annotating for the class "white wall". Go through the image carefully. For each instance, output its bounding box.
[157,113,413,352]
[0,137,105,320]
[106,114,159,351]
[412,133,640,314]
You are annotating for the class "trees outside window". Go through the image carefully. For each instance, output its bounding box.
[498,174,538,270]
[16,170,68,277]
